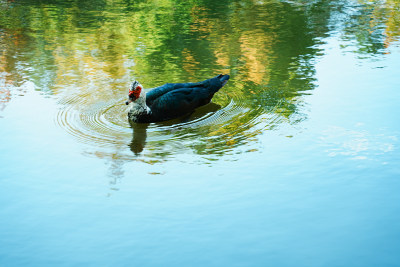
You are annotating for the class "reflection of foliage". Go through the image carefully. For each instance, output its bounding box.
[1,0,399,161]
[340,0,400,54]
[384,0,400,45]
[1,0,322,117]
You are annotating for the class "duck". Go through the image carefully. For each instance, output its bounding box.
[126,74,230,123]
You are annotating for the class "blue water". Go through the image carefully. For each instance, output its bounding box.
[1,1,400,266]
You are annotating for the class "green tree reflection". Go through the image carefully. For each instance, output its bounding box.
[1,0,399,164]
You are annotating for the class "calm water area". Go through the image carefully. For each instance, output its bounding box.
[1,0,400,266]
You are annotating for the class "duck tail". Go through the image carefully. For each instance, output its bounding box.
[206,74,230,93]
[218,74,230,87]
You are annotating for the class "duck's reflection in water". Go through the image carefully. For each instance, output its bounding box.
[128,102,221,155]
[129,122,148,155]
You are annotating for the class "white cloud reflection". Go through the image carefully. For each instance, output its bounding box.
[320,124,397,161]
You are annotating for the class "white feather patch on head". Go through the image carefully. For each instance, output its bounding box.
[131,80,141,91]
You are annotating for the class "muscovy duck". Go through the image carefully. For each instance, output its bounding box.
[126,74,230,123]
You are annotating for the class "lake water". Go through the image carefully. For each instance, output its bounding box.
[1,0,400,266]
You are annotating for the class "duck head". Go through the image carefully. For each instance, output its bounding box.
[126,80,143,105]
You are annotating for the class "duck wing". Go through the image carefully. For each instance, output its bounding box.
[145,82,202,106]
[146,74,229,107]
[149,87,216,122]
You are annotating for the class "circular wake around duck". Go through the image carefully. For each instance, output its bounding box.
[56,95,132,147]
[55,88,284,163]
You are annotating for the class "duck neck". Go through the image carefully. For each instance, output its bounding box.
[129,93,151,116]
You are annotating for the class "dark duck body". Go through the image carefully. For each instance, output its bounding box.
[126,74,230,123]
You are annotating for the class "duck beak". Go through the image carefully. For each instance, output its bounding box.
[125,99,133,105]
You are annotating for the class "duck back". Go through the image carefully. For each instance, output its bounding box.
[129,74,229,123]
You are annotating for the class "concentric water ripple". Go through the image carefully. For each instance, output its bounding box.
[55,88,287,162]
[56,95,132,147]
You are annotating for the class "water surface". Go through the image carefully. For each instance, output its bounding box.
[1,0,400,266]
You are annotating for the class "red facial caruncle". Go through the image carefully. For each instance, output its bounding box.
[129,86,142,99]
